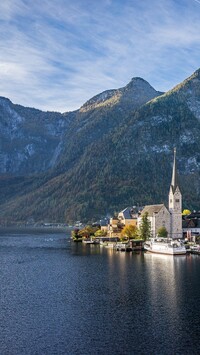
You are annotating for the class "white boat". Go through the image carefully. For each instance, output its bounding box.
[105,242,116,249]
[82,238,99,244]
[190,245,200,254]
[115,242,132,252]
[144,238,186,255]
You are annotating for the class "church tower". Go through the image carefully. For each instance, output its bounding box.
[168,148,182,239]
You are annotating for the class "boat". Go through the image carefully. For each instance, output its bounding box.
[82,237,99,244]
[190,244,200,254]
[115,242,132,252]
[144,238,186,255]
[104,242,116,249]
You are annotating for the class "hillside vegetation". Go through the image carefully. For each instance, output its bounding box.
[0,70,200,224]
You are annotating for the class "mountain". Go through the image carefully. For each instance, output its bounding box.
[0,78,161,176]
[0,70,200,224]
[55,77,163,174]
[0,97,75,175]
[80,77,163,112]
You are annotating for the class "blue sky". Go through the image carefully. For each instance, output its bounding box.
[0,0,200,112]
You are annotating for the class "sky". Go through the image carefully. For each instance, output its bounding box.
[0,0,200,113]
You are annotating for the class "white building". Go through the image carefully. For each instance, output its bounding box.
[139,204,170,238]
[138,148,183,239]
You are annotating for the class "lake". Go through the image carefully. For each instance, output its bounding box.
[0,229,200,354]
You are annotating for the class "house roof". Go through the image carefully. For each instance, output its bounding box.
[100,219,108,227]
[182,218,200,229]
[187,212,200,219]
[141,204,166,217]
[121,207,134,219]
[119,206,138,220]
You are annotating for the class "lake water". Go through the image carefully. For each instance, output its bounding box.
[0,229,200,355]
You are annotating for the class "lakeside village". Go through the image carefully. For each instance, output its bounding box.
[72,149,200,255]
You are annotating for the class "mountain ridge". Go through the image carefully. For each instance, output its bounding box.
[0,76,162,177]
[0,69,200,224]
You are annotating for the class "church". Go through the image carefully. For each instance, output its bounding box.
[138,148,183,239]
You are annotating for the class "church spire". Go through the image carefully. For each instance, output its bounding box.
[171,147,178,193]
[168,148,182,239]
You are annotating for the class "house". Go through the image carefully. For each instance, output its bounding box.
[106,207,140,237]
[182,212,200,240]
[99,219,109,233]
[107,217,123,237]
[118,207,138,227]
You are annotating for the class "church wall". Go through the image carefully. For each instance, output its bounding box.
[137,206,170,238]
[154,206,170,237]
[170,212,183,239]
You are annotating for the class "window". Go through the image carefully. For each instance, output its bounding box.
[175,199,179,203]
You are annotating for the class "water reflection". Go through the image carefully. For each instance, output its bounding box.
[1,232,200,354]
[143,253,190,347]
[145,253,177,302]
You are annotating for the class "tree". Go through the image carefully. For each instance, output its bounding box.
[182,209,191,216]
[157,226,168,238]
[139,212,151,241]
[71,228,80,240]
[121,224,139,239]
[94,229,107,237]
[78,225,99,238]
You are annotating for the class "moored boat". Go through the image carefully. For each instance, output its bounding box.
[82,237,99,244]
[190,244,200,254]
[144,238,186,255]
[115,242,132,252]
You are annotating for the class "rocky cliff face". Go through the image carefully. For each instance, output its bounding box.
[0,97,73,174]
[0,70,200,224]
[0,78,162,176]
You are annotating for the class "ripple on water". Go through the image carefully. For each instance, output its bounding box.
[0,233,200,354]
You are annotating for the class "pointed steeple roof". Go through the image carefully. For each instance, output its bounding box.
[170,147,178,193]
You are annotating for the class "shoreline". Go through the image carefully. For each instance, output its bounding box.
[0,226,71,235]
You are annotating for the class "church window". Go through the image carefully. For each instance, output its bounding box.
[175,199,179,203]
[170,199,172,203]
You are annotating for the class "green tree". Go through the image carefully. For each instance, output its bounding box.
[78,225,99,238]
[94,229,107,237]
[139,212,151,241]
[157,226,168,238]
[121,224,139,239]
[71,228,80,240]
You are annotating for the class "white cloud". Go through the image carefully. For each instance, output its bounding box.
[0,0,200,111]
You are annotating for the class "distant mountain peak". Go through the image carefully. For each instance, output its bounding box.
[129,77,149,83]
[125,76,157,91]
[80,77,162,113]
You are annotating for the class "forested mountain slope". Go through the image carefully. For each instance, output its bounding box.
[0,70,200,224]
